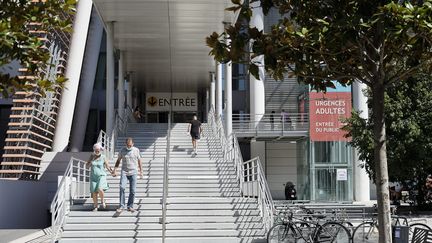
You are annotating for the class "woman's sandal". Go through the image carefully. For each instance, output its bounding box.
[101,200,107,209]
[92,205,98,211]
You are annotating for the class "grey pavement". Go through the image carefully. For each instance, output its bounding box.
[0,229,40,243]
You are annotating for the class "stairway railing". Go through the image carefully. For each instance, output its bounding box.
[161,114,171,243]
[97,130,114,162]
[97,109,129,162]
[50,157,89,243]
[51,110,126,241]
[242,156,275,231]
[51,107,128,241]
[207,107,275,232]
[115,107,132,136]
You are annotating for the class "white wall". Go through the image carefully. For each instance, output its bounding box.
[0,180,48,229]
[266,142,297,200]
[0,152,93,229]
[39,152,92,207]
[251,140,266,173]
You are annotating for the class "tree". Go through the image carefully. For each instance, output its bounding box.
[206,0,432,241]
[345,73,432,205]
[0,0,75,97]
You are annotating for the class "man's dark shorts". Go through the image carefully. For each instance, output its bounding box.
[190,132,200,140]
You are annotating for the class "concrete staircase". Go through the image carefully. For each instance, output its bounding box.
[59,123,266,243]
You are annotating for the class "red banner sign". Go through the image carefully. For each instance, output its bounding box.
[309,92,352,141]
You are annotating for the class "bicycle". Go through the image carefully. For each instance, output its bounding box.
[267,207,351,243]
[351,214,431,242]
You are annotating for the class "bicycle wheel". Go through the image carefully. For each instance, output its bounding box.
[341,221,354,235]
[267,224,296,243]
[293,222,314,242]
[352,222,379,243]
[314,222,351,243]
[409,223,431,241]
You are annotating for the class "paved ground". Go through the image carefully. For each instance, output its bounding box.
[0,229,40,243]
[1,209,431,243]
[401,214,432,226]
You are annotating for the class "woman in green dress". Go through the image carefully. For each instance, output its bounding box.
[86,143,112,211]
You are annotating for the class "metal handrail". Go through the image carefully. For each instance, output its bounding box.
[97,108,129,163]
[50,94,132,242]
[207,109,230,162]
[207,107,275,232]
[161,114,171,243]
[232,113,309,136]
[115,107,132,136]
[50,157,90,242]
[97,130,113,162]
[243,157,275,231]
[126,104,135,122]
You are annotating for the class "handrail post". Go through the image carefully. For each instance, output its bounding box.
[161,113,171,243]
[50,158,93,242]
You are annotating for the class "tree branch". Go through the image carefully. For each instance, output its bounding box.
[385,64,423,86]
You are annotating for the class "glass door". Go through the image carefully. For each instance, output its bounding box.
[310,141,353,202]
[147,112,158,123]
[313,166,352,201]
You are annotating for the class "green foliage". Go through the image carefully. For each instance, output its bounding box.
[345,74,432,183]
[206,0,432,235]
[0,0,75,97]
[206,0,432,90]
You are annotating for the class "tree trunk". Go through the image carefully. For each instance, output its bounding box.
[372,82,392,243]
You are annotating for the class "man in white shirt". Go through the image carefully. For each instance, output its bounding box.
[112,138,143,213]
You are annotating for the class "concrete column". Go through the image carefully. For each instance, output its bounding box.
[52,0,93,152]
[251,140,266,174]
[224,25,233,137]
[106,22,115,135]
[133,86,138,109]
[249,1,265,126]
[225,61,232,137]
[353,81,371,202]
[216,62,223,118]
[126,74,133,112]
[209,72,216,112]
[118,51,125,119]
[69,8,103,152]
[205,88,209,118]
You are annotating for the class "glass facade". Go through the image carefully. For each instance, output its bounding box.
[296,138,310,200]
[310,141,353,201]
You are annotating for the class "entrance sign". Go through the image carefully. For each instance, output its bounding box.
[146,92,197,112]
[309,83,352,141]
[336,169,348,181]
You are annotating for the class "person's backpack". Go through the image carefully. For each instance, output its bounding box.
[284,182,297,200]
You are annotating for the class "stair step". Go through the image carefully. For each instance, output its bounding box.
[124,166,235,171]
[68,210,259,217]
[102,192,163,197]
[167,198,257,204]
[73,197,258,205]
[61,229,264,238]
[60,237,266,243]
[61,122,265,243]
[63,222,263,231]
[166,204,258,210]
[63,223,162,231]
[93,188,239,193]
[66,216,263,224]
[105,175,237,180]
[71,202,258,211]
[105,185,238,190]
[73,198,162,204]
[168,192,240,197]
